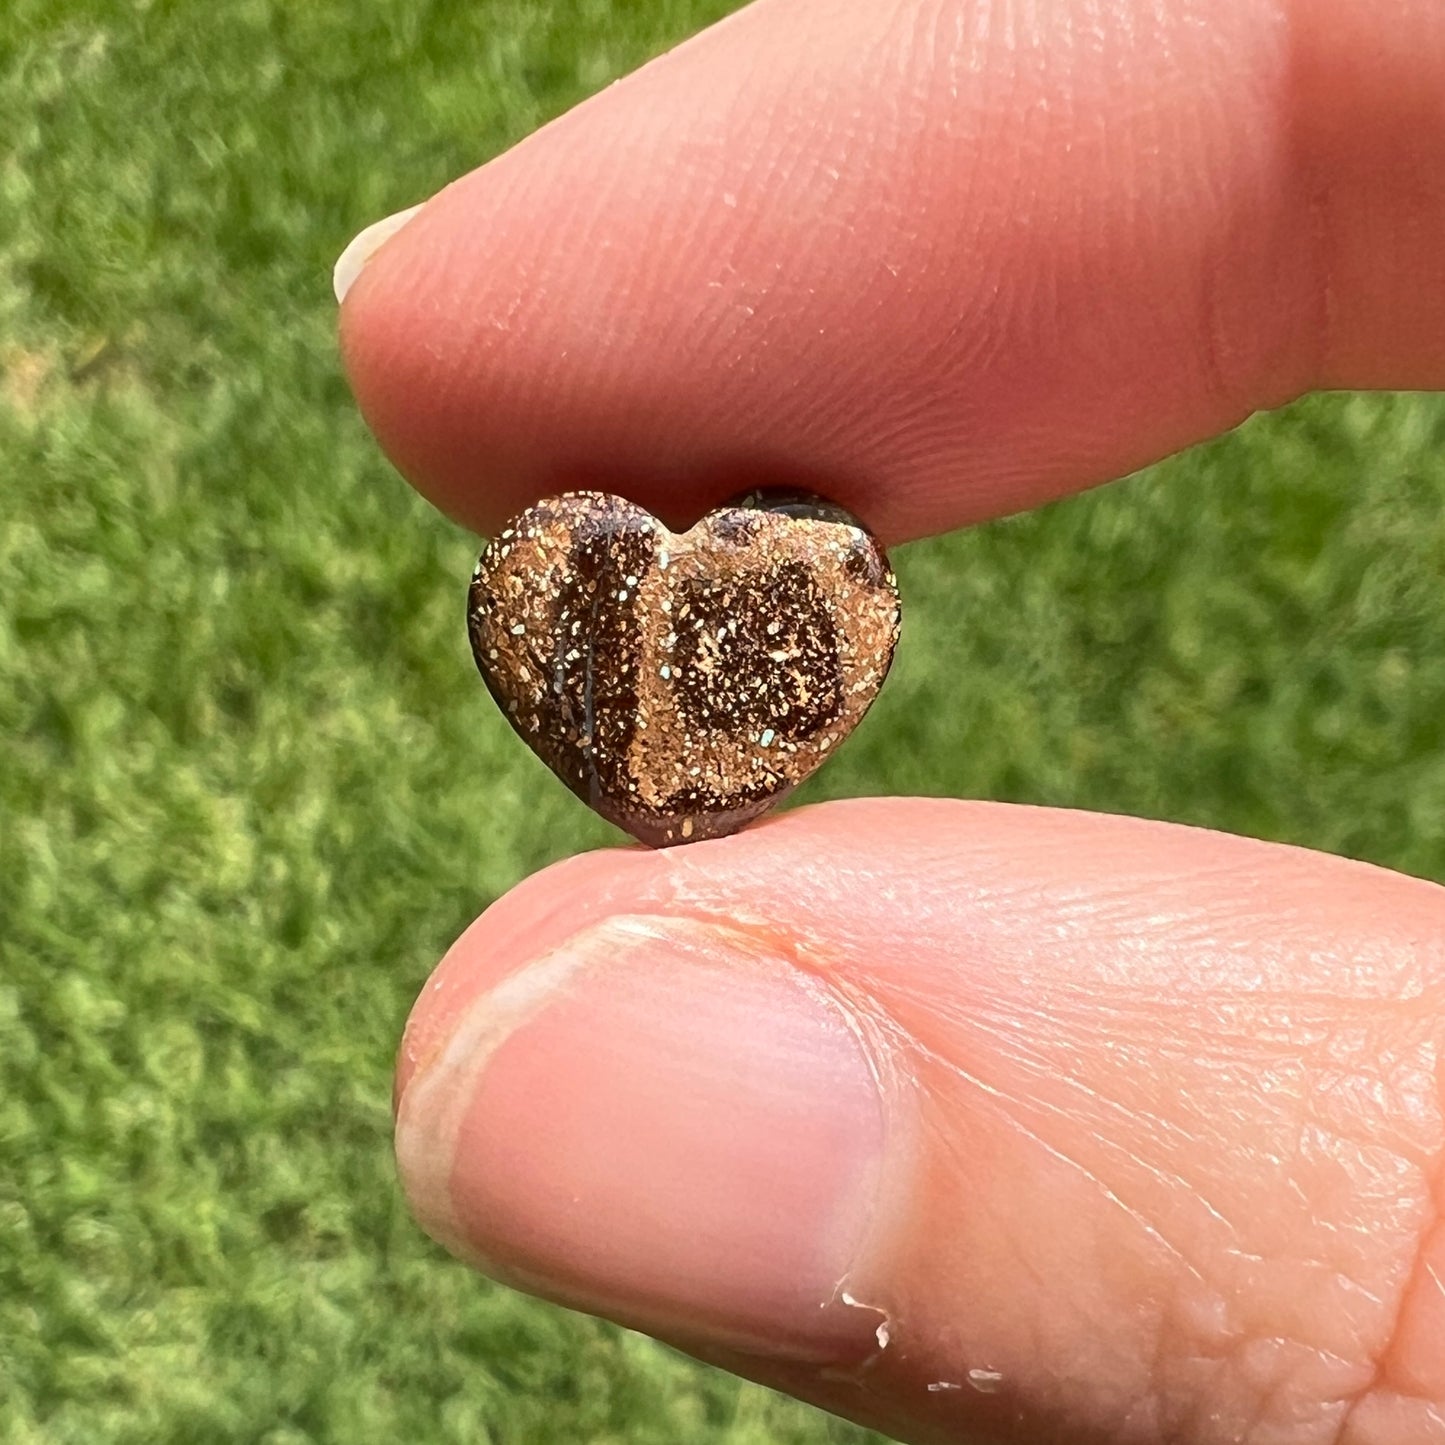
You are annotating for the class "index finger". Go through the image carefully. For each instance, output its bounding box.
[337,0,1445,543]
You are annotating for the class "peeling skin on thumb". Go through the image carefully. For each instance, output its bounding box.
[829,1288,893,1375]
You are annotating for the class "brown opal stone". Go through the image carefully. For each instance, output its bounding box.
[467,490,900,847]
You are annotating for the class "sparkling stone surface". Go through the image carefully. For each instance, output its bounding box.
[468,490,901,847]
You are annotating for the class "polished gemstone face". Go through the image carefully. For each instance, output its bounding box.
[468,490,901,847]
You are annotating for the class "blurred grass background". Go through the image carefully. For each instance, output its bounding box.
[2,1,1444,1442]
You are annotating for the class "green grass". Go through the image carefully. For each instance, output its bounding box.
[2,2,1444,1443]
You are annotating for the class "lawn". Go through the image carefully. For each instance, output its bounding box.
[2,2,1444,1443]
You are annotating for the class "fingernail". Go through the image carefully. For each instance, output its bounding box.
[394,915,887,1361]
[333,203,425,304]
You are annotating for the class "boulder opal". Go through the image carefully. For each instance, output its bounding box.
[467,490,900,847]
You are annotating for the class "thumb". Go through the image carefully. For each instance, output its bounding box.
[393,801,1445,1445]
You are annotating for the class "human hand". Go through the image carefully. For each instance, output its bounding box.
[337,1,1445,1441]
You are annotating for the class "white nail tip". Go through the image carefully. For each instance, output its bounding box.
[332,203,425,304]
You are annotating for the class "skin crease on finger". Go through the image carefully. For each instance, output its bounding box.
[339,0,1445,545]
[394,802,1445,1445]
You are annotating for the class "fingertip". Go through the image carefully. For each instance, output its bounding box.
[337,0,1325,541]
[343,0,1445,547]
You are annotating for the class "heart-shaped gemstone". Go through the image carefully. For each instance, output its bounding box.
[468,490,900,847]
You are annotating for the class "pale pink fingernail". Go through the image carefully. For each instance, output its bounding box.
[394,916,886,1360]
